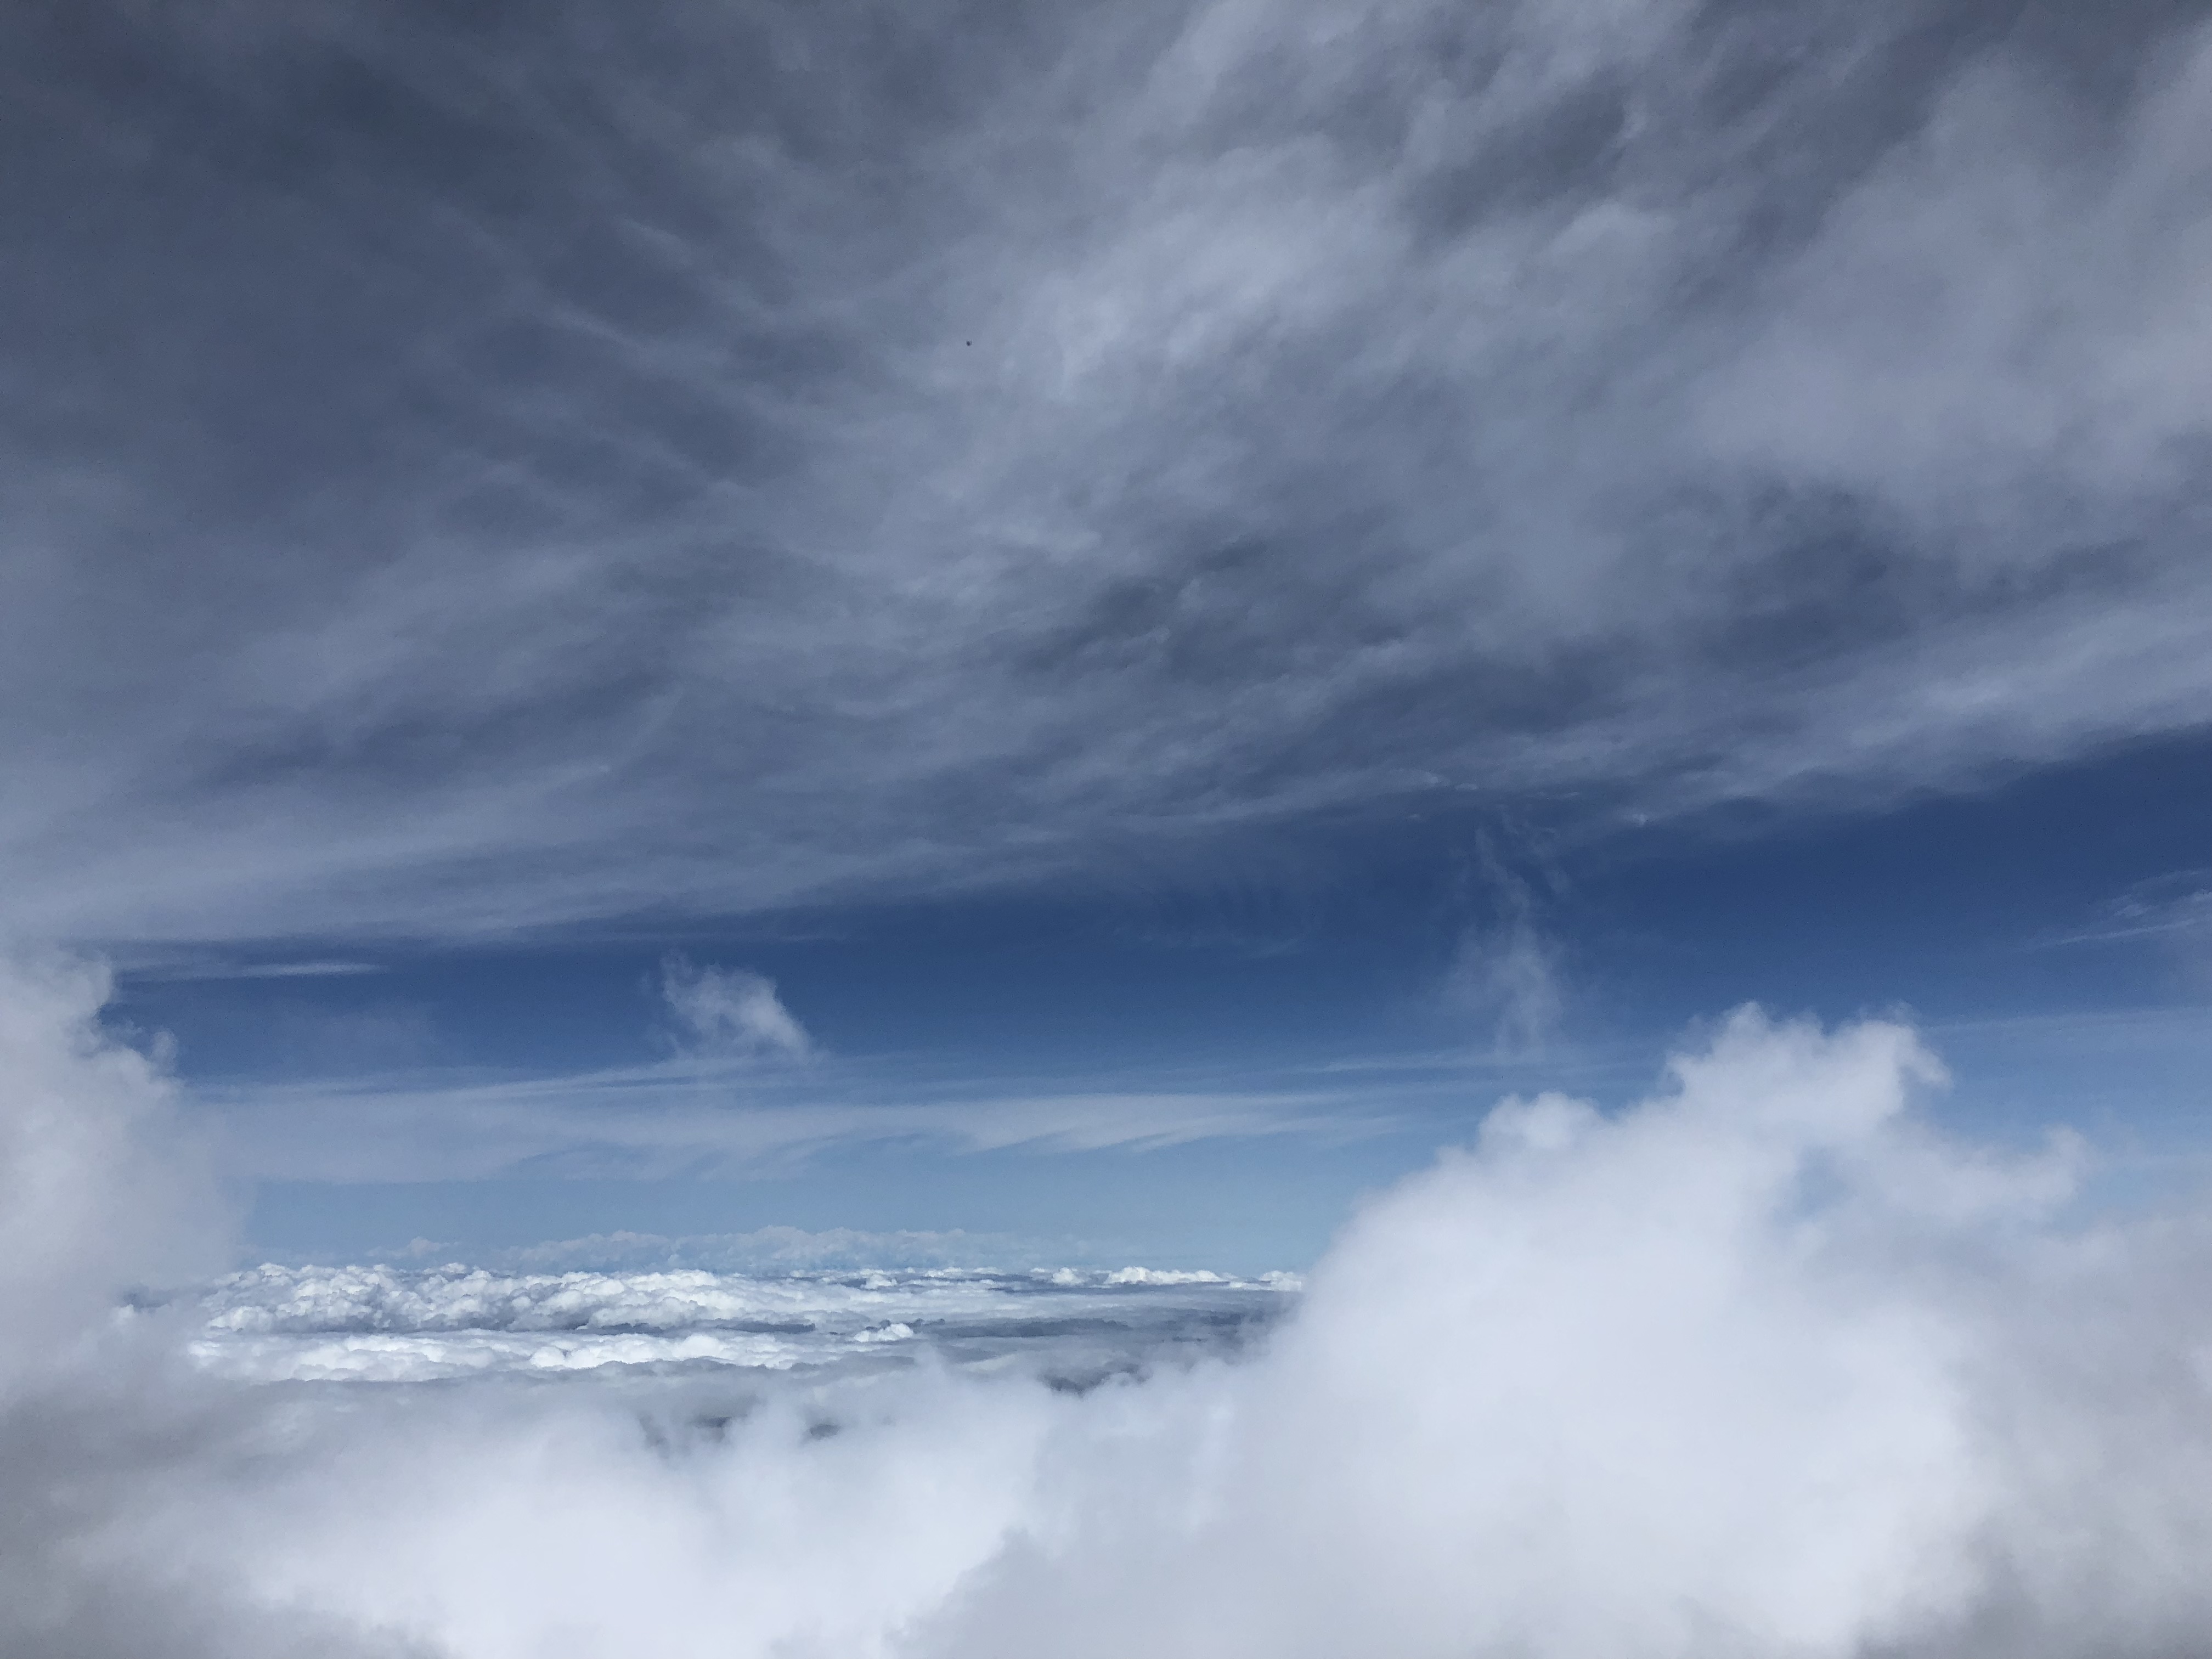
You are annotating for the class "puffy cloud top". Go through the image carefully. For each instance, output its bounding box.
[2,962,2207,1657]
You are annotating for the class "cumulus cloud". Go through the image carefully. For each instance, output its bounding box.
[0,0,2203,946]
[183,1259,1290,1384]
[660,956,813,1062]
[0,964,409,1658]
[0,957,227,1393]
[2,964,2208,1658]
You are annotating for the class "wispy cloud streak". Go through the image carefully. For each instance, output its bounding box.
[1,0,2203,947]
[194,1060,1365,1181]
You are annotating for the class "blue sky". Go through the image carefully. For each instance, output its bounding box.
[4,0,2207,1269]
[106,731,2210,1269]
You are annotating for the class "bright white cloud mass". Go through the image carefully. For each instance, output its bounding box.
[5,961,2209,1658]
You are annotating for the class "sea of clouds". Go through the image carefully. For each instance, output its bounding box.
[3,954,2208,1659]
[183,1260,1295,1384]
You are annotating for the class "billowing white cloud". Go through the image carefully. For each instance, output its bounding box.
[0,957,227,1396]
[1,963,2206,1657]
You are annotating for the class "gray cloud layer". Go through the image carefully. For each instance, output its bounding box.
[4,0,2205,945]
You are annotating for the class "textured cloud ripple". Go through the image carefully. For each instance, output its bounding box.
[2,0,2205,944]
[3,959,2207,1658]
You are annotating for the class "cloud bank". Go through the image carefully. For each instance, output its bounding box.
[2,0,2205,945]
[184,1260,1291,1384]
[3,962,2207,1657]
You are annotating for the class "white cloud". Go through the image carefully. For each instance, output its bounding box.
[1694,39,2212,532]
[0,956,228,1396]
[1444,842,1567,1056]
[192,1064,1357,1182]
[660,957,813,1063]
[2040,870,2212,949]
[1447,916,1566,1054]
[182,1259,1289,1383]
[2,965,2208,1657]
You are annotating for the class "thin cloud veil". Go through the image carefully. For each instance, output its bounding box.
[1,0,2204,944]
